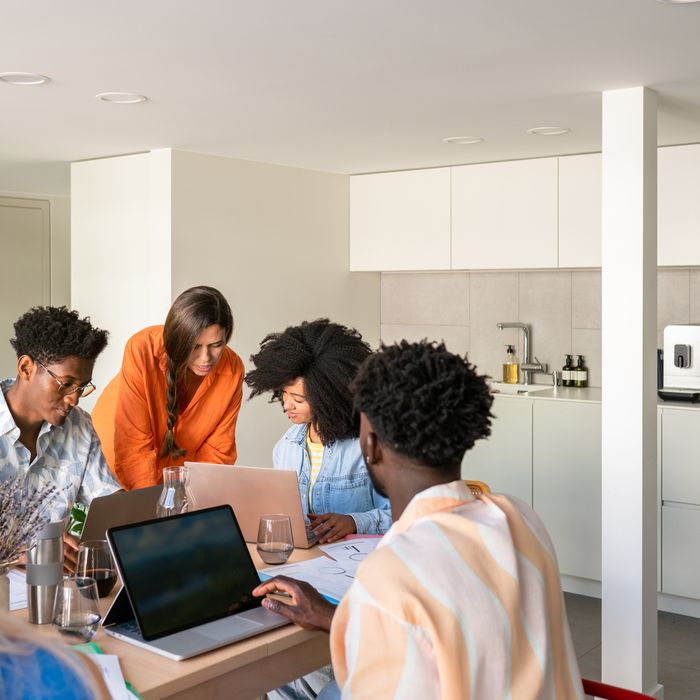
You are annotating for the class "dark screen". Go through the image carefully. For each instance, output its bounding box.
[108,506,261,640]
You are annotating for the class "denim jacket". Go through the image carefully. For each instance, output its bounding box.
[272,423,392,535]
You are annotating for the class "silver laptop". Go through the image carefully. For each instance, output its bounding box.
[81,485,162,541]
[103,505,290,661]
[187,463,319,548]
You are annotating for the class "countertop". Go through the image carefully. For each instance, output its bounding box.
[491,385,700,410]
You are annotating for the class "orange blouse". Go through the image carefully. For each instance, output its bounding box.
[108,325,244,489]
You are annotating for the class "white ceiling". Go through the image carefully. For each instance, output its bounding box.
[2,0,700,195]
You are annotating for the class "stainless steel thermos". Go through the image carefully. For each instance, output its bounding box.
[26,521,64,624]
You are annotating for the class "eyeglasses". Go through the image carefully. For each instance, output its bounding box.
[37,361,96,398]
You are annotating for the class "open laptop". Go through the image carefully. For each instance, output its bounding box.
[81,485,162,541]
[187,463,319,548]
[104,505,290,661]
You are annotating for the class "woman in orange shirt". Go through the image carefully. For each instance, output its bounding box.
[101,286,244,489]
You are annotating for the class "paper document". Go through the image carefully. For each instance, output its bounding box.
[87,654,130,700]
[260,556,355,604]
[9,569,27,611]
[318,538,380,577]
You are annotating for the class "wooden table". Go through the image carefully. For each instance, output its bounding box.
[13,545,331,700]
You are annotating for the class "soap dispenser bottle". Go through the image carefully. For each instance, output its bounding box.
[502,345,520,384]
[562,354,574,387]
[574,355,588,388]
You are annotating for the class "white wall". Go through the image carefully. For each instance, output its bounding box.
[169,150,380,466]
[71,152,172,408]
[70,148,379,465]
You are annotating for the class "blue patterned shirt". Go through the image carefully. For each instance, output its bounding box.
[0,378,120,523]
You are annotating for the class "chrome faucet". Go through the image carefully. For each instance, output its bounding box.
[496,322,548,385]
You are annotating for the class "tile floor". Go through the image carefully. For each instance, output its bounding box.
[566,593,700,699]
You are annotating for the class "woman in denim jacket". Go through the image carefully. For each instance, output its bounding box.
[246,319,391,543]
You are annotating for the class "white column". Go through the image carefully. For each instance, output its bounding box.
[601,87,661,697]
[71,150,172,407]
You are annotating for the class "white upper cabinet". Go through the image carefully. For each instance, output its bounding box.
[349,168,451,271]
[658,144,700,266]
[558,153,601,268]
[451,158,558,269]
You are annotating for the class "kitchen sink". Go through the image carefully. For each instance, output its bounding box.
[490,382,551,395]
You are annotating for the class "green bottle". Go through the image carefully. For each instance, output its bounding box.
[574,355,588,388]
[562,354,574,387]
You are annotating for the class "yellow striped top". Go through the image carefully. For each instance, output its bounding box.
[306,430,324,511]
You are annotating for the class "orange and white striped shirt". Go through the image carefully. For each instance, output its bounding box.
[329,480,583,699]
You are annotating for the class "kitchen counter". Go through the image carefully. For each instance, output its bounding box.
[491,385,700,410]
[491,386,601,402]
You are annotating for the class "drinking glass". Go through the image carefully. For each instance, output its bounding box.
[53,576,101,643]
[256,514,294,565]
[76,540,118,598]
[156,466,197,517]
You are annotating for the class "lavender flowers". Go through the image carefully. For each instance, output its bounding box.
[0,479,58,566]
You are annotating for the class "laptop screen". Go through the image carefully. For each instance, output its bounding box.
[108,506,262,641]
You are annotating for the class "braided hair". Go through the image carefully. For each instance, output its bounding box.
[245,319,371,444]
[351,340,494,469]
[160,286,233,460]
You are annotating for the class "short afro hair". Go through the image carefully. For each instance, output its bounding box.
[352,340,493,469]
[10,306,108,365]
[245,319,372,444]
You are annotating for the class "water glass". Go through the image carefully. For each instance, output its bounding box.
[156,466,197,517]
[53,576,101,643]
[257,514,294,565]
[77,540,118,598]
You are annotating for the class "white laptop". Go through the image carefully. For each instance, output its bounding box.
[103,505,290,661]
[187,463,319,548]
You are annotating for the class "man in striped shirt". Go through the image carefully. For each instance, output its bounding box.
[254,340,583,699]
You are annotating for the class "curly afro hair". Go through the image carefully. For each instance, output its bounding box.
[245,319,372,444]
[10,306,108,364]
[352,340,493,469]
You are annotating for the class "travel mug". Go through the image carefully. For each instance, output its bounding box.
[26,521,64,624]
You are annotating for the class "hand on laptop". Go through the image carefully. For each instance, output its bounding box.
[63,533,79,574]
[308,513,356,543]
[253,576,335,632]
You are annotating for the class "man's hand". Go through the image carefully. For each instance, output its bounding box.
[63,533,80,574]
[308,512,357,544]
[252,576,335,632]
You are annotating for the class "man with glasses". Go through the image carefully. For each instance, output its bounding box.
[0,306,120,566]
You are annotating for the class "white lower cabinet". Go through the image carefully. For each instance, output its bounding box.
[662,503,700,599]
[533,400,601,581]
[463,396,533,506]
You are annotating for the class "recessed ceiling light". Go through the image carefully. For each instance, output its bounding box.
[0,72,50,86]
[527,126,571,136]
[443,136,485,145]
[95,92,147,104]
[656,0,700,4]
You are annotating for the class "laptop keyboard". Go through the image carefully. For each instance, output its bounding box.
[115,619,143,639]
[305,525,320,546]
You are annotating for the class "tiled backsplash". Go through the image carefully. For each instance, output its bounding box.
[380,269,700,388]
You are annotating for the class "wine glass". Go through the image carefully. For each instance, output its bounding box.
[53,576,101,643]
[257,514,294,565]
[77,540,118,598]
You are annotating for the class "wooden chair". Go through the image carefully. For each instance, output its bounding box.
[464,479,491,496]
[582,677,655,699]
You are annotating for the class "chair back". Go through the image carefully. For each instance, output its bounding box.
[464,479,491,497]
[582,678,655,699]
